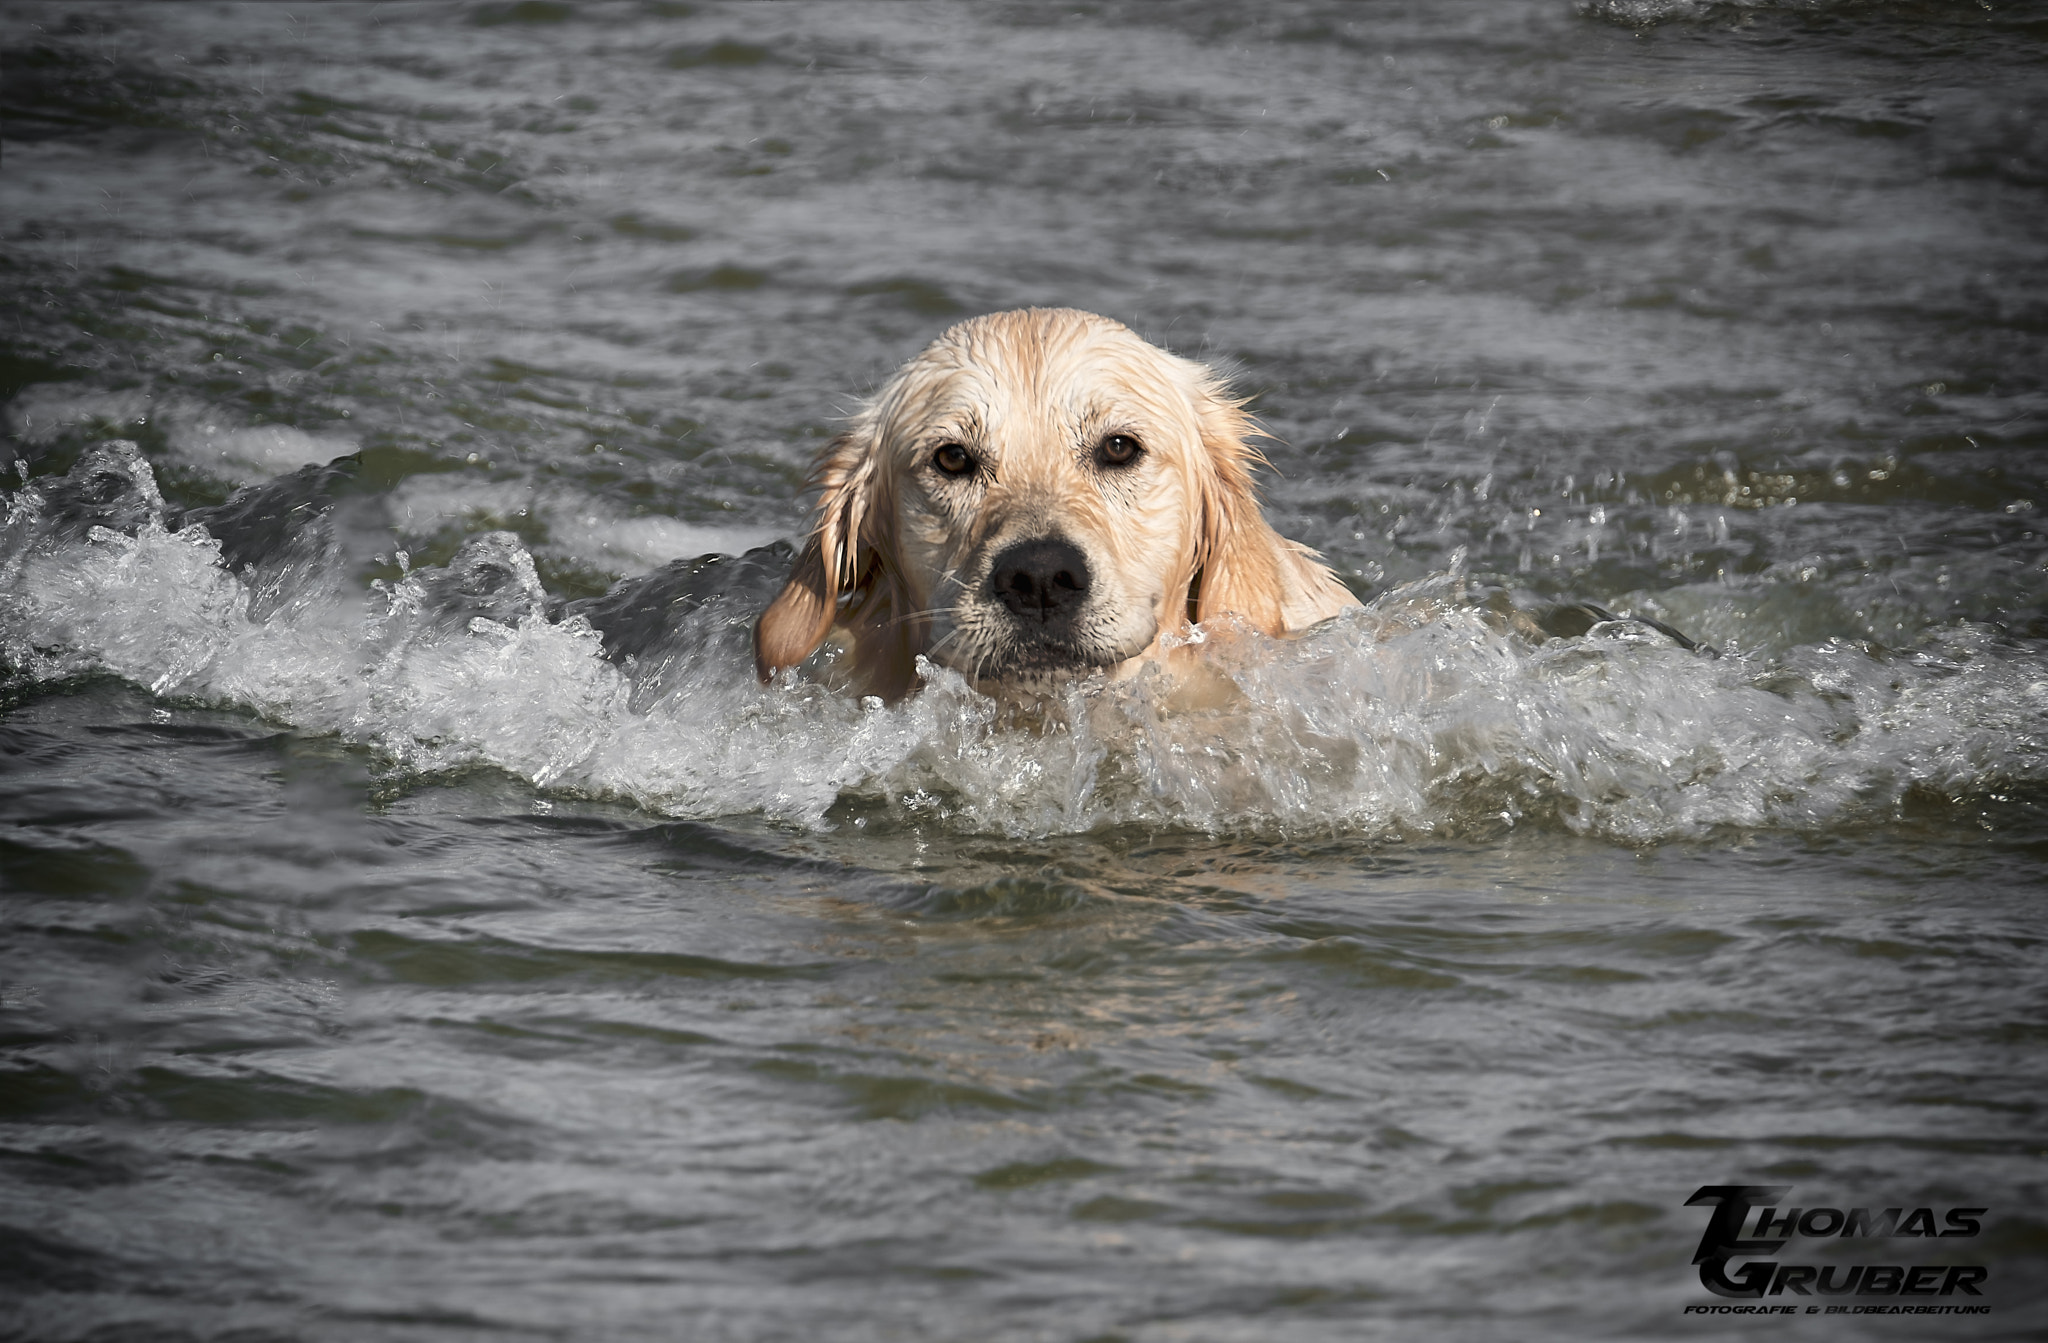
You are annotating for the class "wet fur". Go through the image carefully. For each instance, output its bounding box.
[755,308,1358,699]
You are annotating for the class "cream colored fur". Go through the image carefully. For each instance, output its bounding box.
[755,308,1358,699]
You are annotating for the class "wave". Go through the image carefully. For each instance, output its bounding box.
[5,442,2044,840]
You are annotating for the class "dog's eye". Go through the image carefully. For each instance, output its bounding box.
[932,443,975,476]
[1097,433,1143,467]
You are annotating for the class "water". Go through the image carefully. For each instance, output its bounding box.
[3,2,2046,1339]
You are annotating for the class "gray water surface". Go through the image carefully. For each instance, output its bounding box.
[3,2,2046,1340]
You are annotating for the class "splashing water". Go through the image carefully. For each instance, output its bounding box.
[5,442,2042,841]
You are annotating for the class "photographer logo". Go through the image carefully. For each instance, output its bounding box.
[1680,1185,1989,1318]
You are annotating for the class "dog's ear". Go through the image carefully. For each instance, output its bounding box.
[1188,384,1290,634]
[1187,379,1355,635]
[754,427,883,681]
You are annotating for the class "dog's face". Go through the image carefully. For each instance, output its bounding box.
[756,309,1355,699]
[881,315,1211,680]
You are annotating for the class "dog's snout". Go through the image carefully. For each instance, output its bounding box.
[991,537,1091,623]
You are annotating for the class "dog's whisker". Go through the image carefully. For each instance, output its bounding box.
[880,606,954,633]
[923,626,969,664]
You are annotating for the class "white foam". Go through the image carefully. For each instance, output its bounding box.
[541,509,782,575]
[4,388,358,484]
[7,387,155,445]
[168,421,359,481]
[5,455,2045,840]
[385,473,781,575]
[1577,0,1776,24]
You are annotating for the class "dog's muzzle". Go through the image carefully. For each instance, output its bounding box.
[990,536,1091,625]
[973,534,1121,672]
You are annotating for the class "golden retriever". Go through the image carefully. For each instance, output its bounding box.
[754,308,1359,700]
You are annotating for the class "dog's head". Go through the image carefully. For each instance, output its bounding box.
[755,308,1354,698]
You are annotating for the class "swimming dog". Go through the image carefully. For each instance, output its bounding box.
[753,308,1358,700]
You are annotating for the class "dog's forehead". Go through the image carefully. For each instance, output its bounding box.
[883,320,1200,442]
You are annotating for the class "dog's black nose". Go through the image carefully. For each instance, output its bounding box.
[991,537,1091,623]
